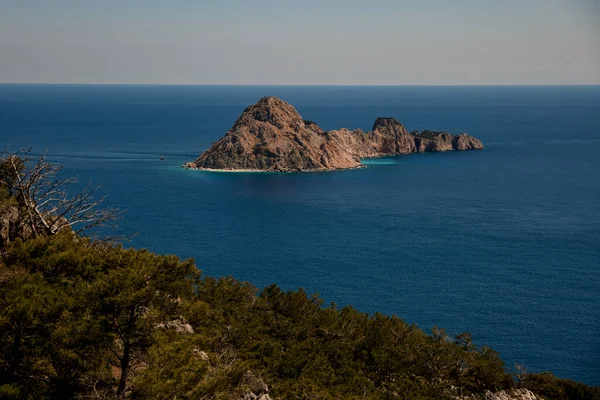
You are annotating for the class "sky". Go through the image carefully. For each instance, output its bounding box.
[0,0,598,85]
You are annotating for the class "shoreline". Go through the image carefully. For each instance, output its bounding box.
[183,165,367,173]
[188,167,273,173]
[181,150,471,173]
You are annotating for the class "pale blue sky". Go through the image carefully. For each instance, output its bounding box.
[0,0,598,84]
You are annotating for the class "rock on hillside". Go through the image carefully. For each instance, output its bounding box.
[457,389,541,400]
[484,389,541,400]
[186,97,483,172]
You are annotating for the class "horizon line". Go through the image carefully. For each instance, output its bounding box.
[1,82,600,87]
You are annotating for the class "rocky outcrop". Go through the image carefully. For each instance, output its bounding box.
[484,389,540,400]
[192,349,210,362]
[0,205,35,248]
[186,97,483,172]
[238,370,272,400]
[155,318,195,334]
[0,203,73,249]
[0,205,19,247]
[457,389,541,400]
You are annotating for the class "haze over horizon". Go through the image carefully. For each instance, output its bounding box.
[0,0,599,85]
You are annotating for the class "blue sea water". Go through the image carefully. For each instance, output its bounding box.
[1,84,599,385]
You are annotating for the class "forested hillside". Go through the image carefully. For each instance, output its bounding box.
[1,152,598,400]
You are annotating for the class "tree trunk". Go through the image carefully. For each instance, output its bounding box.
[6,326,23,380]
[117,307,136,398]
[117,340,130,398]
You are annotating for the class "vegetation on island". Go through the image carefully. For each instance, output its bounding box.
[1,151,599,400]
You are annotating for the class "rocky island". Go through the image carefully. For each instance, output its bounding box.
[185,96,484,172]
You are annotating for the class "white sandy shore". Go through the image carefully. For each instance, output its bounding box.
[195,168,270,173]
[183,165,366,173]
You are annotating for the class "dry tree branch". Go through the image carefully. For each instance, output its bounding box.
[1,148,120,239]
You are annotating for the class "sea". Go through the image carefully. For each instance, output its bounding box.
[1,84,599,386]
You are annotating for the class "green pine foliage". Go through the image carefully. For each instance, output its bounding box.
[1,234,599,399]
[522,372,600,400]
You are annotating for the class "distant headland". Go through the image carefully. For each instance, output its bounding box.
[184,97,484,172]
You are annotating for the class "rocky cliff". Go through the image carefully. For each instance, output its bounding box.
[0,205,32,248]
[186,97,483,172]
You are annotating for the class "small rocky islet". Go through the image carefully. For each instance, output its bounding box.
[185,96,484,172]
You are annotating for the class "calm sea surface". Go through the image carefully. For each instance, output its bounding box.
[1,85,599,385]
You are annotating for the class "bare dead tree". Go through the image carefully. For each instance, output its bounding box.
[0,148,120,238]
[513,363,528,388]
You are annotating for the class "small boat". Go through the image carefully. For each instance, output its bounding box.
[160,156,165,160]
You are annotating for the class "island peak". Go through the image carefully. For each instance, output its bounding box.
[372,117,405,131]
[233,96,305,131]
